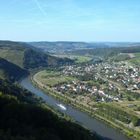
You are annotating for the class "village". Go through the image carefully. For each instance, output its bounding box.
[52,61,140,103]
[32,59,140,139]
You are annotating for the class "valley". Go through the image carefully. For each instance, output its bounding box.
[1,1,140,140]
[0,40,140,140]
[29,42,140,140]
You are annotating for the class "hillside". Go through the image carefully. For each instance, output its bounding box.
[0,41,32,67]
[0,79,99,140]
[0,40,74,69]
[29,42,140,54]
[23,49,74,69]
[68,45,140,59]
[0,58,28,81]
[29,41,91,53]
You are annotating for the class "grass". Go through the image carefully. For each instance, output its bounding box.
[72,55,92,63]
[34,70,77,87]
[127,53,140,65]
[52,54,92,63]
[109,101,140,118]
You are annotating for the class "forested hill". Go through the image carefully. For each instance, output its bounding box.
[29,41,91,53]
[23,48,74,69]
[0,57,28,82]
[68,45,140,58]
[29,41,140,53]
[0,40,74,69]
[0,79,99,140]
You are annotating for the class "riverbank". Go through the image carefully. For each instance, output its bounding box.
[30,73,140,140]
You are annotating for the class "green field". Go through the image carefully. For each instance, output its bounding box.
[53,54,92,63]
[71,55,92,63]
[34,70,77,87]
[127,53,140,65]
[109,101,140,117]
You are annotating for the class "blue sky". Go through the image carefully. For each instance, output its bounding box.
[0,0,140,42]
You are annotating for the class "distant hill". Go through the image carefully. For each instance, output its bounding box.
[29,41,140,54]
[68,45,140,59]
[0,57,28,81]
[29,41,110,53]
[29,41,91,53]
[0,40,74,69]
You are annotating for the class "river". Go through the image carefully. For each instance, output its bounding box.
[20,77,130,140]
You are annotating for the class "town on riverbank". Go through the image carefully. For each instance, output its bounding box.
[32,59,140,140]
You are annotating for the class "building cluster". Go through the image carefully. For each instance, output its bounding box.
[63,62,140,92]
[100,62,140,91]
[53,80,120,102]
[53,61,140,102]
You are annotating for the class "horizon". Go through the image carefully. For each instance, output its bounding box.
[1,39,140,43]
[0,0,140,42]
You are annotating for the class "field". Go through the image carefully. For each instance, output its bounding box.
[52,54,92,63]
[70,55,92,63]
[127,53,140,65]
[34,70,77,87]
[110,101,140,117]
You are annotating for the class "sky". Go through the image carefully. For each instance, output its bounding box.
[0,0,140,42]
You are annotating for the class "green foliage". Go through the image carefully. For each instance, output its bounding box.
[0,40,74,70]
[96,103,140,126]
[0,41,31,67]
[29,41,92,53]
[109,53,131,62]
[0,58,28,82]
[127,53,140,65]
[0,79,40,104]
[69,45,140,59]
[23,49,73,69]
[0,79,99,140]
[0,95,98,140]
